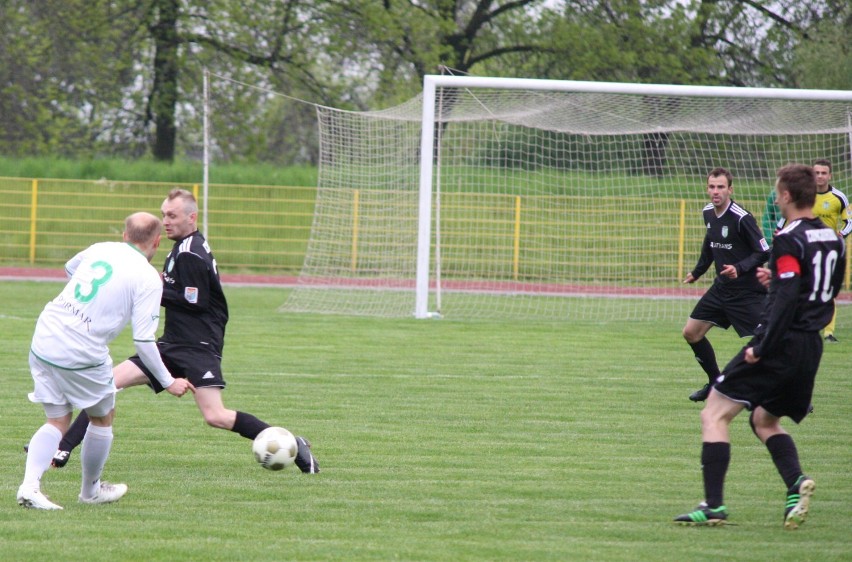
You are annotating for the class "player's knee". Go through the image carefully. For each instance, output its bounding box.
[750,409,782,442]
[201,411,232,429]
[682,324,703,343]
[699,401,734,433]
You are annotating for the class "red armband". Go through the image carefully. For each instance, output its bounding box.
[776,255,800,278]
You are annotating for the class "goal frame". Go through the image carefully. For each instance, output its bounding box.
[415,75,852,318]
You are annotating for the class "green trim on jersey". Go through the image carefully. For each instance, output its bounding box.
[30,349,105,371]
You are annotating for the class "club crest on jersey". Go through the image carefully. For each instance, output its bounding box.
[721,226,728,238]
[184,287,199,303]
[167,258,175,273]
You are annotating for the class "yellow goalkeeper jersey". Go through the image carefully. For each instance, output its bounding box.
[814,186,852,237]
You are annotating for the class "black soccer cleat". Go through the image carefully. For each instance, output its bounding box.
[784,475,815,530]
[51,449,71,468]
[824,334,839,343]
[674,504,728,526]
[689,383,712,402]
[23,445,71,469]
[294,436,320,474]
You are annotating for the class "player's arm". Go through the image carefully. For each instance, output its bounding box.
[733,215,770,276]
[829,236,847,295]
[750,234,802,359]
[64,248,88,278]
[688,231,713,281]
[132,274,194,396]
[161,252,212,312]
[837,193,852,238]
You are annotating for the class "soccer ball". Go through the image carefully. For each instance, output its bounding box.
[252,426,298,471]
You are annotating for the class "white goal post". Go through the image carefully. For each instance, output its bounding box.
[282,75,852,321]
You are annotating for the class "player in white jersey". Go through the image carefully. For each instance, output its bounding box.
[19,212,195,510]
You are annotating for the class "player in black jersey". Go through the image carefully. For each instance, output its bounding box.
[52,189,320,473]
[682,168,770,402]
[674,163,846,529]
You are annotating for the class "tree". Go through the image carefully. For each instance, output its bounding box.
[1,0,846,164]
[0,0,326,162]
[791,2,852,90]
[144,0,328,161]
[321,1,551,107]
[0,0,147,157]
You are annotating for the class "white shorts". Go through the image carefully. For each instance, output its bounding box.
[28,352,116,418]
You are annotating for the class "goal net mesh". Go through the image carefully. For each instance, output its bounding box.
[281,83,851,320]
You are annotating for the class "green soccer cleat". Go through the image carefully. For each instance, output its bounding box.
[674,504,728,526]
[784,475,815,530]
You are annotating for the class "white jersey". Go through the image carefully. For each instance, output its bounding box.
[31,242,163,370]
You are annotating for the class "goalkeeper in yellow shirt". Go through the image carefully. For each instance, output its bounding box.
[810,160,851,342]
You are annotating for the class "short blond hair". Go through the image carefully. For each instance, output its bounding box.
[165,188,198,215]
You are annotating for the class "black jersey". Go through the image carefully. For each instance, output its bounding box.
[690,200,770,293]
[160,231,228,353]
[752,217,846,358]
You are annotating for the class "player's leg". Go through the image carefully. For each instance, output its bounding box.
[193,386,239,429]
[78,394,127,505]
[193,387,320,473]
[674,389,743,525]
[698,389,743,505]
[751,407,813,529]
[682,317,718,401]
[19,355,70,509]
[53,359,150,467]
[751,408,802,485]
[823,304,838,342]
[19,409,69,510]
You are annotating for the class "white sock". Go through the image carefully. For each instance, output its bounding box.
[22,424,63,490]
[80,423,113,499]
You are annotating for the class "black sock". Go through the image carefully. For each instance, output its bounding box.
[689,337,720,384]
[765,434,802,490]
[702,442,730,508]
[232,411,270,440]
[59,410,90,452]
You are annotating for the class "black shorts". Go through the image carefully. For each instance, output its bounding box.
[690,282,766,337]
[714,330,822,423]
[129,341,226,394]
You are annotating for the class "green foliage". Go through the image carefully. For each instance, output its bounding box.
[1,1,845,165]
[1,281,850,560]
[498,0,723,85]
[0,156,317,186]
[0,0,148,158]
[792,7,852,90]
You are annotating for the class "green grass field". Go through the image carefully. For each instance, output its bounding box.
[1,281,850,561]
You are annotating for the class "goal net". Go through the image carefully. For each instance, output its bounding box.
[281,76,852,320]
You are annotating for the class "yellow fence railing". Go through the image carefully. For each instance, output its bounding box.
[0,177,316,275]
[1,176,849,290]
